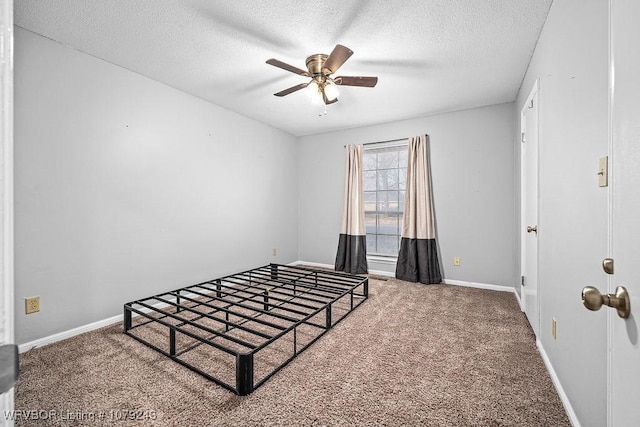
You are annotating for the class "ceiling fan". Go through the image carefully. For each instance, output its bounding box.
[266,44,378,105]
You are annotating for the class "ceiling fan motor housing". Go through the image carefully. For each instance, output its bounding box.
[306,54,329,75]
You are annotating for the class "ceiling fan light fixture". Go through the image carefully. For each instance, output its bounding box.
[324,80,339,102]
[305,80,323,104]
[305,80,318,95]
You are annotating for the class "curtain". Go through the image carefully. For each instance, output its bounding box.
[396,135,442,284]
[335,144,368,274]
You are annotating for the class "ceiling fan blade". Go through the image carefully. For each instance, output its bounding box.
[322,44,354,75]
[335,76,378,87]
[266,59,309,76]
[274,83,309,97]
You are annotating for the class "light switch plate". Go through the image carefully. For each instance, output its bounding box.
[598,156,608,187]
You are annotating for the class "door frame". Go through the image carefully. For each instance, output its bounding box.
[1,0,15,422]
[606,1,613,424]
[520,80,539,327]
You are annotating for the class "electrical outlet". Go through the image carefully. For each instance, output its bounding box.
[272,247,278,256]
[453,257,461,266]
[551,318,557,339]
[25,296,40,314]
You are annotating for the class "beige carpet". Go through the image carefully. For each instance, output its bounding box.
[15,275,570,426]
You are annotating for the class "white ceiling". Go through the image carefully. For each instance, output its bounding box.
[15,0,552,137]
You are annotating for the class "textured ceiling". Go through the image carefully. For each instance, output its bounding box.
[15,0,552,136]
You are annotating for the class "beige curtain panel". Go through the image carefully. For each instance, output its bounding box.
[335,144,368,274]
[395,135,442,284]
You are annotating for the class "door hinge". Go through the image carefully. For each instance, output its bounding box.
[529,99,534,109]
[521,132,526,143]
[521,276,526,287]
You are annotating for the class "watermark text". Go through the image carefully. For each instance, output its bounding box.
[3,409,157,422]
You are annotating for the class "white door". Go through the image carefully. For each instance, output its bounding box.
[0,0,15,424]
[609,0,640,424]
[521,83,539,336]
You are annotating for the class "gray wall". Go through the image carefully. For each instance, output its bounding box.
[298,103,516,287]
[14,28,298,344]
[515,0,609,425]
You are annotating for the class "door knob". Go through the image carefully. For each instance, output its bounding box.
[526,225,538,233]
[581,286,630,319]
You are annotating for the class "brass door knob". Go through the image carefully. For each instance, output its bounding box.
[526,225,538,233]
[582,285,631,319]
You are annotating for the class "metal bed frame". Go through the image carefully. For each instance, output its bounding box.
[124,263,368,395]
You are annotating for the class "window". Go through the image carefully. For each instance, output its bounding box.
[363,143,407,257]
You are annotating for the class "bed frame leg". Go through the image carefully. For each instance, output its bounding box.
[176,290,182,313]
[216,279,222,298]
[263,289,270,311]
[169,328,176,356]
[325,304,332,330]
[270,263,278,280]
[364,278,369,297]
[236,353,254,396]
[123,305,132,331]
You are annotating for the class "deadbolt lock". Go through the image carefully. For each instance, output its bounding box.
[581,285,630,319]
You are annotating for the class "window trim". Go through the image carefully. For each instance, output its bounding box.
[363,139,408,258]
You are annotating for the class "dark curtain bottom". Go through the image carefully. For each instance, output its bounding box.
[395,237,442,284]
[335,234,368,275]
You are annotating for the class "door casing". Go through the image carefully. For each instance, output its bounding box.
[1,0,15,422]
[608,0,640,424]
[520,80,540,336]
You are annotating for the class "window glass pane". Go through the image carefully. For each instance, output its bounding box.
[377,235,399,255]
[364,191,376,212]
[378,170,399,191]
[377,150,398,169]
[399,147,408,168]
[363,152,376,170]
[399,168,407,190]
[366,234,376,254]
[376,170,386,191]
[377,191,399,212]
[363,171,376,191]
[377,213,398,235]
[365,212,377,234]
[377,168,399,191]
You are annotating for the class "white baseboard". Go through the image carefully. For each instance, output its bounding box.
[18,291,203,354]
[18,313,122,353]
[441,279,515,294]
[514,288,525,311]
[536,339,581,427]
[292,261,517,291]
[368,269,395,277]
[288,260,332,269]
[290,260,395,278]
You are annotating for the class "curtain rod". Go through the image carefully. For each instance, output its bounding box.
[344,137,408,148]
